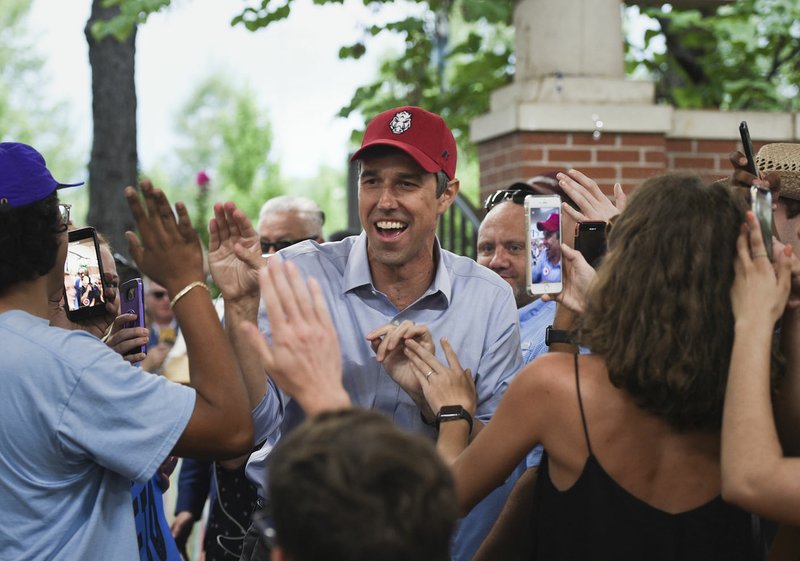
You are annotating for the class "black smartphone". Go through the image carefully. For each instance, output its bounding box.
[574,221,607,268]
[120,278,147,357]
[63,227,108,321]
[739,121,759,177]
[751,186,773,261]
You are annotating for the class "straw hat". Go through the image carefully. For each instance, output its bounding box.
[755,143,800,201]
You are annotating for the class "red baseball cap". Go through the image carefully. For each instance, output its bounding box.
[536,213,560,232]
[350,106,457,180]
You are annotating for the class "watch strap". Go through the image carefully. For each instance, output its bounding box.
[435,405,473,433]
[545,325,572,346]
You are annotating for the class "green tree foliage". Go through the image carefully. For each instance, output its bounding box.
[0,0,87,223]
[626,0,800,111]
[166,74,282,245]
[0,0,82,183]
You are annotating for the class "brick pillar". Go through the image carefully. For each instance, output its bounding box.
[475,111,797,205]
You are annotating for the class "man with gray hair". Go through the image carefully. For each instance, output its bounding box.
[256,195,325,255]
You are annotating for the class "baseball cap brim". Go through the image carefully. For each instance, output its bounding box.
[351,139,443,176]
[57,181,85,189]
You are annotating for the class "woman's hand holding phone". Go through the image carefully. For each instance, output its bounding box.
[542,244,596,314]
[104,313,149,364]
[731,211,793,329]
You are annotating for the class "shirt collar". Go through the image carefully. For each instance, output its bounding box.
[343,232,452,305]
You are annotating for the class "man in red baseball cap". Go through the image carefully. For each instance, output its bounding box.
[211,108,523,561]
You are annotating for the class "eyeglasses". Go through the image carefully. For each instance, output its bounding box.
[484,189,535,211]
[260,237,315,254]
[58,203,71,229]
[149,290,168,300]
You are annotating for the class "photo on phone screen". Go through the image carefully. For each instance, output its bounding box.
[120,278,147,357]
[525,195,563,295]
[739,121,759,177]
[63,227,108,321]
[751,186,773,261]
[574,221,607,268]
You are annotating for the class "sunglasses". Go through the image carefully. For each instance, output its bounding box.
[484,188,536,211]
[58,203,71,230]
[260,237,315,254]
[149,290,168,300]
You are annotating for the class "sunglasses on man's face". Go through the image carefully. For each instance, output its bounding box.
[483,189,536,211]
[260,237,315,254]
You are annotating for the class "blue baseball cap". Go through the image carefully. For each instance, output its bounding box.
[0,142,84,208]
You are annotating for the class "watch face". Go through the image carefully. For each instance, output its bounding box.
[439,405,463,416]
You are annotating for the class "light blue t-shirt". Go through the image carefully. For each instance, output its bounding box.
[245,233,523,498]
[0,310,196,561]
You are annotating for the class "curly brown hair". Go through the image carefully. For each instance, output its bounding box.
[580,174,747,431]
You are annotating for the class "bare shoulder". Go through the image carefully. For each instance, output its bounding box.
[500,352,587,420]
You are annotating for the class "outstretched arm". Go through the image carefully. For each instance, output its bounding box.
[208,201,269,408]
[125,182,253,459]
[721,212,797,523]
[240,258,350,415]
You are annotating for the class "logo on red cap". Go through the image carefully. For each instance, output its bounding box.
[389,111,412,135]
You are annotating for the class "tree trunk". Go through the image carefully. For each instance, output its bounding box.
[85,0,138,260]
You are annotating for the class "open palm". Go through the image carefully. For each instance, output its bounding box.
[208,202,264,301]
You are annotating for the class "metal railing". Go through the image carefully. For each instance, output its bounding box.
[437,193,481,260]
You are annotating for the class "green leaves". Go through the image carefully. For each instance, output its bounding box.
[627,0,800,111]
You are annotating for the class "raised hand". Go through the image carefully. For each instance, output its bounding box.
[208,202,264,302]
[239,258,350,415]
[366,320,435,397]
[124,180,204,294]
[557,169,627,223]
[542,244,597,314]
[731,211,793,327]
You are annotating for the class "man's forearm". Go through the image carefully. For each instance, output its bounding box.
[224,295,268,409]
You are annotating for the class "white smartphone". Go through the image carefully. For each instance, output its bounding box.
[525,195,563,295]
[750,185,773,261]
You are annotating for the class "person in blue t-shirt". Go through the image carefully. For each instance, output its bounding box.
[0,142,254,561]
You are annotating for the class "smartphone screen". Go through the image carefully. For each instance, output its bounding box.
[751,186,773,261]
[526,195,563,295]
[120,278,147,357]
[574,221,607,268]
[63,227,108,321]
[739,121,759,177]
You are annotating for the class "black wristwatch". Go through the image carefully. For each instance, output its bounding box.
[545,325,571,347]
[435,405,473,433]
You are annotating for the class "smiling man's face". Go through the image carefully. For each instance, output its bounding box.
[358,149,454,273]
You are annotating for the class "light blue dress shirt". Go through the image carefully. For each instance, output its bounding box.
[450,297,555,561]
[245,232,523,498]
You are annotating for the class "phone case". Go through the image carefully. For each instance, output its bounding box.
[574,221,608,268]
[120,278,147,357]
[63,227,108,321]
[750,186,773,261]
[525,195,563,295]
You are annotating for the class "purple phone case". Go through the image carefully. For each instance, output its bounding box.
[120,278,146,356]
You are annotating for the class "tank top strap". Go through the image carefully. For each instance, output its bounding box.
[574,352,593,456]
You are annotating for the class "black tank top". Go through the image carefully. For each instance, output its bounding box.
[531,354,754,561]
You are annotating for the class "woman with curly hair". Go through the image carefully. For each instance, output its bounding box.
[408,173,768,560]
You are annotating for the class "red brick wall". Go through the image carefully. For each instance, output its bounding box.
[477,131,772,203]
